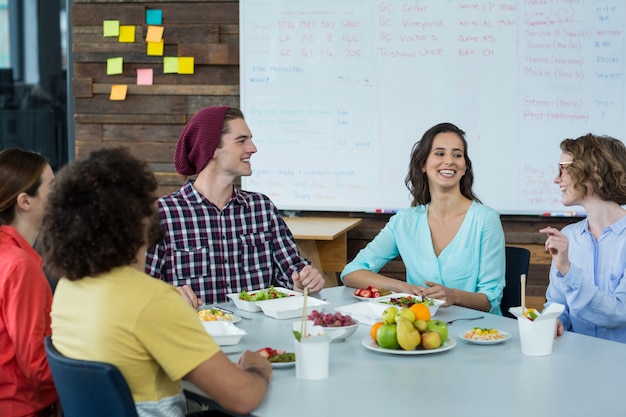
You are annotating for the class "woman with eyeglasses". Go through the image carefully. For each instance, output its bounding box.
[0,149,59,416]
[540,134,626,343]
[341,122,506,314]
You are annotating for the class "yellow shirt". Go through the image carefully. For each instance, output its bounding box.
[51,266,219,415]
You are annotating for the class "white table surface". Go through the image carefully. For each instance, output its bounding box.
[186,286,626,417]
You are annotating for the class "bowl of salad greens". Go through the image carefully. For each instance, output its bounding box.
[226,286,301,312]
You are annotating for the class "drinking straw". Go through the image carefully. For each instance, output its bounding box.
[300,287,309,338]
[520,274,526,317]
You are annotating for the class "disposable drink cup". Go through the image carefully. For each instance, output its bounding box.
[518,316,556,356]
[295,336,330,380]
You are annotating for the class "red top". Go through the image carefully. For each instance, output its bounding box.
[0,226,57,417]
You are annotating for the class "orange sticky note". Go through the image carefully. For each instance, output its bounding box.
[119,25,135,43]
[177,57,194,74]
[136,69,153,86]
[147,40,164,56]
[110,84,128,101]
[146,26,164,43]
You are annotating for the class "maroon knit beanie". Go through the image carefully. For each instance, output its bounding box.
[174,106,229,175]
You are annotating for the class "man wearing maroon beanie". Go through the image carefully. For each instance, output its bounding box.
[145,106,325,306]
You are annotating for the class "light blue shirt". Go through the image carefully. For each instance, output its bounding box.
[341,201,506,314]
[545,214,626,343]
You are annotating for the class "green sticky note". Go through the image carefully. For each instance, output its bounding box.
[163,57,178,74]
[146,9,162,25]
[119,25,135,43]
[177,57,194,74]
[103,20,120,37]
[106,57,124,75]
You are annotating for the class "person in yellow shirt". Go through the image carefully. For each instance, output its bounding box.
[40,147,271,417]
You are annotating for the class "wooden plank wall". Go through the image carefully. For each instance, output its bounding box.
[71,0,580,311]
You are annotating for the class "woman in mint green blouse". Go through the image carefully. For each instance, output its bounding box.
[341,123,505,314]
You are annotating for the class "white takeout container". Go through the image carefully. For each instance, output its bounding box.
[294,333,331,380]
[256,296,329,320]
[226,287,302,312]
[371,293,445,317]
[201,321,247,346]
[335,302,388,325]
[509,303,565,356]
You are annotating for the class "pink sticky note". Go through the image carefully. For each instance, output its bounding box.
[136,69,153,86]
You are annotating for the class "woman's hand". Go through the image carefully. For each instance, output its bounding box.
[539,227,571,275]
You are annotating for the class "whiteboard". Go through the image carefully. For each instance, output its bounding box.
[240,0,625,214]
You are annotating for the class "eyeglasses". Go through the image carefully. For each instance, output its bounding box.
[558,161,573,177]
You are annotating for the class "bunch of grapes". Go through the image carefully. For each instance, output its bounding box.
[307,310,356,327]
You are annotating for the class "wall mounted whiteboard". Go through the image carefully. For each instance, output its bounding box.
[240,0,625,214]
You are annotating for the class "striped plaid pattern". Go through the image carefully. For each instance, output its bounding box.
[146,181,308,304]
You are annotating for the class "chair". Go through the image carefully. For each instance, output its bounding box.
[44,336,138,417]
[501,246,531,318]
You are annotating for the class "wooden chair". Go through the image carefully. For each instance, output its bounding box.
[501,246,531,318]
[44,336,138,417]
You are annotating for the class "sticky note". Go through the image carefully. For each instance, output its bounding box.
[146,26,164,43]
[147,40,164,56]
[109,85,128,101]
[106,57,124,75]
[163,57,178,74]
[119,25,135,43]
[136,68,153,85]
[146,9,162,25]
[103,20,120,37]
[177,57,194,74]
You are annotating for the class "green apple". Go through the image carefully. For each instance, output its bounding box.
[376,324,400,349]
[421,331,442,350]
[395,308,416,324]
[413,319,428,333]
[381,306,399,325]
[426,319,448,343]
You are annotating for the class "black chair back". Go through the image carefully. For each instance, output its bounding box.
[502,246,531,318]
[44,336,139,417]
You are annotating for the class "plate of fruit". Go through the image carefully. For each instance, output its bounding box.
[257,347,296,368]
[362,306,455,355]
[459,327,511,345]
[353,286,394,300]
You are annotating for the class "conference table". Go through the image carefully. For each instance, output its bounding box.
[186,286,626,417]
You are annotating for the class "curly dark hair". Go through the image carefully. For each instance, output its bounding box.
[404,122,481,206]
[40,147,161,280]
[560,134,626,205]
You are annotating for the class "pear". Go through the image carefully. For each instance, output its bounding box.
[396,317,421,350]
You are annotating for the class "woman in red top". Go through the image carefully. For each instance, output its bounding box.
[0,148,58,417]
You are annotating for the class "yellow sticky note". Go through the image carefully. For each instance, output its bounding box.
[177,57,194,74]
[106,57,123,75]
[109,85,128,101]
[163,57,178,74]
[136,68,153,86]
[119,25,135,43]
[147,40,164,56]
[103,20,120,37]
[146,26,164,43]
